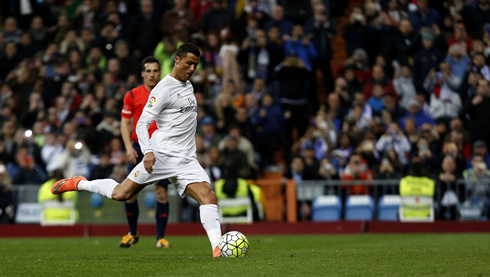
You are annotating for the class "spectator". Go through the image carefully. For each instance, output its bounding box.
[217,126,257,172]
[367,84,385,116]
[263,5,293,36]
[463,154,490,217]
[0,163,14,223]
[382,93,405,126]
[445,43,471,79]
[238,29,276,86]
[276,53,310,143]
[363,65,396,101]
[392,19,417,66]
[447,22,473,52]
[283,25,317,72]
[467,140,490,169]
[318,157,339,181]
[248,78,268,102]
[233,107,257,143]
[41,132,64,170]
[342,66,363,99]
[425,63,462,121]
[2,17,21,44]
[462,79,490,147]
[0,41,21,81]
[375,154,402,180]
[198,117,222,151]
[56,139,91,179]
[413,30,445,93]
[393,64,417,110]
[252,93,285,168]
[304,3,336,93]
[200,0,235,33]
[204,146,223,182]
[114,40,139,81]
[220,134,251,178]
[154,38,182,79]
[283,156,315,221]
[341,153,373,195]
[127,0,161,58]
[436,155,462,220]
[6,147,48,185]
[189,0,212,24]
[90,152,114,180]
[399,99,435,130]
[376,122,411,166]
[29,16,49,48]
[342,7,370,57]
[160,0,197,43]
[408,0,441,33]
[472,0,490,38]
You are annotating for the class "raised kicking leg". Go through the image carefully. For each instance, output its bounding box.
[51,176,146,201]
[185,181,222,257]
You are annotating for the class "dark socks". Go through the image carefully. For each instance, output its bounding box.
[156,201,169,239]
[125,200,139,236]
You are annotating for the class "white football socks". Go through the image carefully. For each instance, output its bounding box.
[78,179,119,199]
[200,204,222,250]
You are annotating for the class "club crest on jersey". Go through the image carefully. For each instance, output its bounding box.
[180,97,197,113]
[134,171,139,177]
[147,96,157,108]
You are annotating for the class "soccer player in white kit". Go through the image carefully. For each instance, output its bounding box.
[51,43,223,257]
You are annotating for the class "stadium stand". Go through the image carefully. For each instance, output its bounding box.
[1,0,490,224]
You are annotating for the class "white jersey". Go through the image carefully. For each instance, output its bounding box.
[136,74,198,159]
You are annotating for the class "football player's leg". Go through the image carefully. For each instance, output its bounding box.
[185,181,222,254]
[155,183,170,248]
[120,194,140,248]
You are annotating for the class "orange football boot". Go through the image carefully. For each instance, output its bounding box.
[213,246,222,258]
[51,176,87,194]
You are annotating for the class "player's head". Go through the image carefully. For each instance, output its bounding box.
[173,43,200,82]
[141,56,160,89]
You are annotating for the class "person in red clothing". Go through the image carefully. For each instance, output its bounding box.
[341,152,373,195]
[119,56,171,249]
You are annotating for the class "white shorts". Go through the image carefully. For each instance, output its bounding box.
[128,153,212,198]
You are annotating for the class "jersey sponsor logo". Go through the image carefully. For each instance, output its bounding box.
[179,97,197,113]
[147,96,157,108]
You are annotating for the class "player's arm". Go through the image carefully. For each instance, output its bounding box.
[121,117,138,164]
[121,93,138,164]
[136,87,168,173]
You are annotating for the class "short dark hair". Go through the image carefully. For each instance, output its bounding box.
[175,43,200,59]
[141,56,160,71]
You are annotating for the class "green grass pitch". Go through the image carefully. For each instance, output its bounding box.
[1,234,489,276]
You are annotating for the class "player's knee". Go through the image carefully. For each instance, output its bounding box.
[155,187,168,203]
[200,187,217,205]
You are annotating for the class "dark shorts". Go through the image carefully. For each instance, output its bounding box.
[128,141,170,187]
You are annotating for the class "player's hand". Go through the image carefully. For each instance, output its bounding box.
[127,147,138,165]
[143,152,156,174]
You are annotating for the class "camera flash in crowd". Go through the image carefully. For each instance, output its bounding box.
[75,142,83,150]
[25,130,33,138]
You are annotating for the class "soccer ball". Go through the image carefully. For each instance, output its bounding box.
[219,231,249,258]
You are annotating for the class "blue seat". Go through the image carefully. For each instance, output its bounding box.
[377,195,401,221]
[312,195,342,222]
[345,195,374,221]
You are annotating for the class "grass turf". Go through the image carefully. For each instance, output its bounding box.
[1,234,489,276]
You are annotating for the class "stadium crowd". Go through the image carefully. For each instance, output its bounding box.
[1,0,490,222]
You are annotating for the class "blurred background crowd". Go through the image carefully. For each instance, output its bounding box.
[1,0,490,221]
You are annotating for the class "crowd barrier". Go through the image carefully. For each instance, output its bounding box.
[6,178,482,225]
